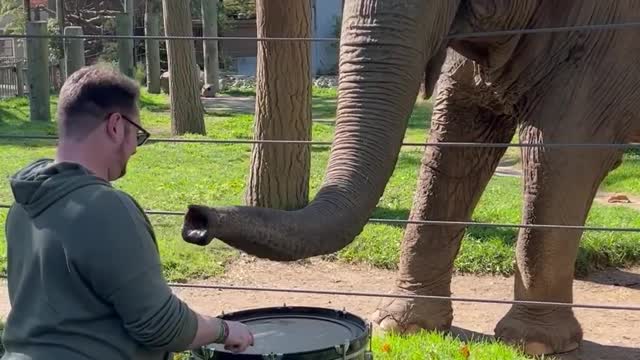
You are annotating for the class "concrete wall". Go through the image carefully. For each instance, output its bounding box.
[220,0,343,76]
[310,0,342,76]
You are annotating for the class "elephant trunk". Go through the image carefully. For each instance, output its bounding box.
[182,0,460,261]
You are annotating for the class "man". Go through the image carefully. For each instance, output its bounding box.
[1,65,253,359]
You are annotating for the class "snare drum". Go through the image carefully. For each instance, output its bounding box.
[190,306,373,359]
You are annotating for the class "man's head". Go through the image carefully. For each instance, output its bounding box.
[56,64,149,181]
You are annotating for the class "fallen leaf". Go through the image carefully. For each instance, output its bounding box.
[381,343,391,353]
[460,344,470,359]
[608,194,631,203]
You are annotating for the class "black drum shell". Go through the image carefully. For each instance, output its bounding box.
[189,306,371,360]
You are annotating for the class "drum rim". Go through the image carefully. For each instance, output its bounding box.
[205,305,371,357]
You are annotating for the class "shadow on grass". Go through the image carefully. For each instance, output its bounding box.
[220,89,256,97]
[310,145,332,153]
[579,267,640,290]
[465,227,518,245]
[0,107,25,126]
[203,110,238,118]
[624,148,640,157]
[602,159,640,185]
[139,97,170,112]
[0,103,57,147]
[313,98,337,120]
[308,98,433,130]
[407,100,433,130]
[0,138,57,148]
[0,114,57,148]
[371,206,519,243]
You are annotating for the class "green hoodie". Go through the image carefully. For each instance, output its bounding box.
[2,159,198,360]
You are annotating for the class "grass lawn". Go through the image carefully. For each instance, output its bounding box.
[170,331,535,360]
[0,87,639,283]
[368,332,534,360]
[0,87,637,360]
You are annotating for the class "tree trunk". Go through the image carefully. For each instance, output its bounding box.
[181,0,458,261]
[161,0,205,135]
[63,26,85,78]
[144,0,161,93]
[27,21,50,122]
[201,0,219,96]
[245,0,312,210]
[116,13,134,78]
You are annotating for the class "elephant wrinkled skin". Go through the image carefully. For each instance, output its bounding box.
[182,0,640,356]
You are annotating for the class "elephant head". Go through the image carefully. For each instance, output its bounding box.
[182,0,465,260]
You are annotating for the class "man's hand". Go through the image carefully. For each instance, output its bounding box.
[187,314,254,352]
[223,320,254,353]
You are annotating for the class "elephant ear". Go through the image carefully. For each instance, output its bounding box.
[422,45,448,99]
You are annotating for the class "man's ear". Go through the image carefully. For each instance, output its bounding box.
[104,113,124,143]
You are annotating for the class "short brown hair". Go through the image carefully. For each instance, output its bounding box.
[57,64,140,140]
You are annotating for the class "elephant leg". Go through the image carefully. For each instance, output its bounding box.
[494,124,624,355]
[371,56,517,333]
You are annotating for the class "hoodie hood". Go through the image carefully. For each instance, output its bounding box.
[9,159,110,217]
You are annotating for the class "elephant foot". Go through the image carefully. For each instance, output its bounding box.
[369,287,453,334]
[494,305,583,356]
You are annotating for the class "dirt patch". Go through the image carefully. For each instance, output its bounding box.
[594,192,640,211]
[3,258,635,359]
[179,258,639,359]
[201,96,256,114]
[494,165,640,213]
[495,165,523,178]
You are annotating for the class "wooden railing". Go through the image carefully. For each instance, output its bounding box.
[0,58,63,99]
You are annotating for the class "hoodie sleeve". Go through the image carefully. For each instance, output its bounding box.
[73,187,198,352]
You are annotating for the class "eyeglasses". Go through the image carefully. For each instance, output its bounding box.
[108,112,151,146]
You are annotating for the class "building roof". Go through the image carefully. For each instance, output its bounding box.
[31,0,48,7]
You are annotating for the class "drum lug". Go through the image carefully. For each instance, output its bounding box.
[334,340,350,360]
[262,353,283,360]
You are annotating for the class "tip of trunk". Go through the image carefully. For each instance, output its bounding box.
[181,205,214,246]
[181,204,366,262]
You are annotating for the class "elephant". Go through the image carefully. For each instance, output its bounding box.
[181,0,640,356]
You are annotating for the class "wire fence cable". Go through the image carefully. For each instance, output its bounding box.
[1,135,639,150]
[2,21,640,41]
[166,283,640,312]
[0,204,638,232]
[2,16,640,322]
